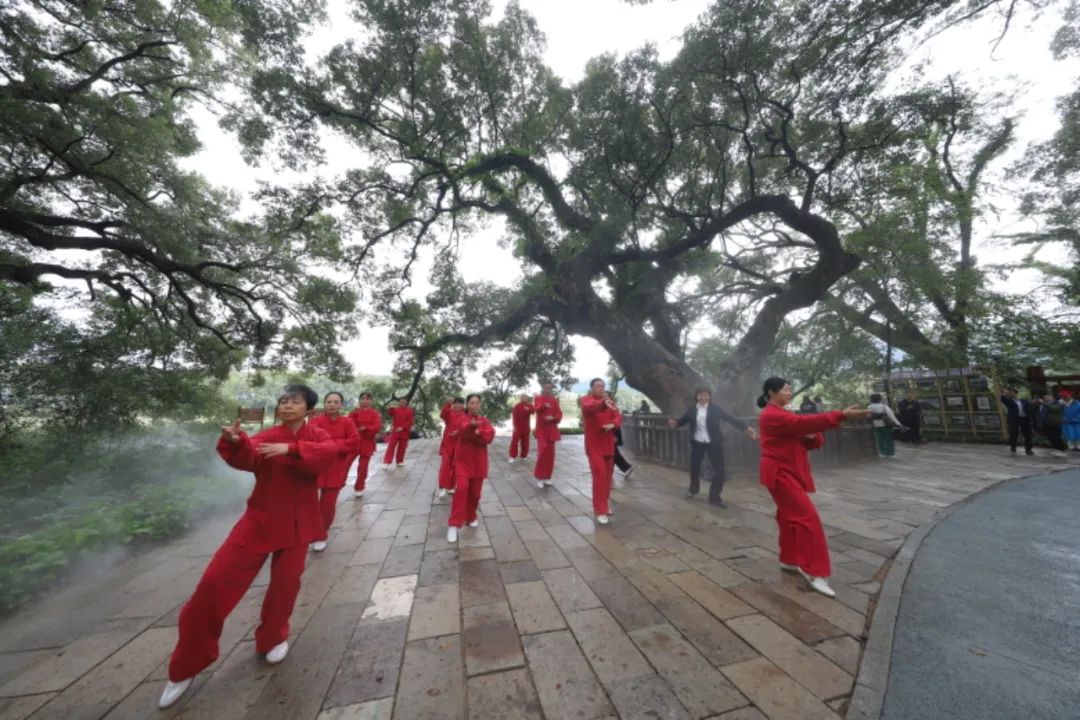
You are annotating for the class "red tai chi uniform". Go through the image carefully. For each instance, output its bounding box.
[438,403,466,490]
[533,394,563,480]
[308,413,359,536]
[757,404,845,578]
[448,414,496,527]
[383,405,415,465]
[168,422,336,682]
[348,406,382,491]
[581,396,622,516]
[509,400,534,459]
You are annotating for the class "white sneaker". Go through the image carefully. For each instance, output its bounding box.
[596,514,609,525]
[537,480,546,489]
[798,568,836,598]
[265,641,289,664]
[508,458,516,464]
[311,540,327,552]
[447,526,459,543]
[468,519,480,528]
[438,488,447,498]
[780,562,799,572]
[353,490,364,499]
[158,678,192,709]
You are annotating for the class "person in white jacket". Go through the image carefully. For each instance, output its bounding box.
[868,393,905,458]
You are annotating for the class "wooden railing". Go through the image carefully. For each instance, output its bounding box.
[621,413,879,472]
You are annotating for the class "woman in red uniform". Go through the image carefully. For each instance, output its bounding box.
[757,377,870,598]
[160,385,337,709]
[308,391,359,551]
[508,393,534,463]
[446,394,495,543]
[348,392,382,498]
[382,398,415,468]
[437,397,466,498]
[533,382,563,489]
[580,378,622,525]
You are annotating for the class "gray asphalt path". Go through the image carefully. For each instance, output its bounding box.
[883,468,1080,720]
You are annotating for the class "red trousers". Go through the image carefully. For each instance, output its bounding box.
[587,451,614,515]
[448,475,483,527]
[383,433,409,464]
[318,487,341,537]
[509,428,530,458]
[353,454,372,491]
[534,438,557,480]
[767,471,831,578]
[437,452,456,489]
[169,537,307,681]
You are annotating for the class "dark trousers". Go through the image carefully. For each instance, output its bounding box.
[1045,425,1067,452]
[689,440,726,501]
[1008,417,1033,453]
[614,446,631,473]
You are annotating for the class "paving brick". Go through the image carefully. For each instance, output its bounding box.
[467,668,544,720]
[323,618,408,708]
[393,636,463,719]
[629,623,746,719]
[587,575,666,633]
[463,602,525,675]
[814,635,862,675]
[667,571,756,620]
[504,581,566,635]
[316,698,393,719]
[460,560,506,607]
[407,584,460,641]
[498,560,544,585]
[721,657,840,720]
[727,614,852,701]
[542,568,603,614]
[417,549,459,587]
[606,674,692,720]
[522,630,615,720]
[730,583,844,644]
[565,608,653,686]
[492,534,532,563]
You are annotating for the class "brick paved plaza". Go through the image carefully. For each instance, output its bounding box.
[0,438,1067,720]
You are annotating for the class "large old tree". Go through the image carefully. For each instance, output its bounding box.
[238,0,1053,412]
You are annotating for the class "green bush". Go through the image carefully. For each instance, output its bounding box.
[0,476,245,612]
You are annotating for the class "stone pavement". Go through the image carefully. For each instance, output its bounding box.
[0,437,1072,720]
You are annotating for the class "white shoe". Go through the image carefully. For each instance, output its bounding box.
[265,641,289,664]
[447,526,459,543]
[438,488,447,498]
[311,540,327,552]
[159,678,192,709]
[622,466,635,479]
[353,490,364,499]
[798,568,836,598]
[780,562,799,572]
[508,458,516,464]
[537,480,545,489]
[596,514,609,525]
[468,520,480,528]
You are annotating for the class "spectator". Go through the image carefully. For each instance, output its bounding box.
[868,393,904,458]
[637,400,651,414]
[897,390,925,444]
[1039,393,1067,456]
[999,387,1034,456]
[799,397,818,414]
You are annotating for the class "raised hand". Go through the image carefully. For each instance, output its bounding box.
[220,418,243,443]
[666,417,677,428]
[746,427,759,441]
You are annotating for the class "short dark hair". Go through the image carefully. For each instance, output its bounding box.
[465,393,482,404]
[359,392,373,400]
[278,384,318,410]
[453,396,465,405]
[694,386,711,397]
[324,391,345,403]
[589,377,605,388]
[870,393,883,403]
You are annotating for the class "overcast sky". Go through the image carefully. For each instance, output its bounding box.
[184,0,1077,388]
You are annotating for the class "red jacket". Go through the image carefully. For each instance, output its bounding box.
[308,413,359,489]
[757,404,844,492]
[511,401,534,431]
[387,406,415,436]
[533,394,563,442]
[581,395,622,456]
[454,413,495,478]
[439,403,465,455]
[348,406,383,457]
[217,422,338,552]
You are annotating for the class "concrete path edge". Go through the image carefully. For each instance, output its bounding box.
[845,465,1073,720]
